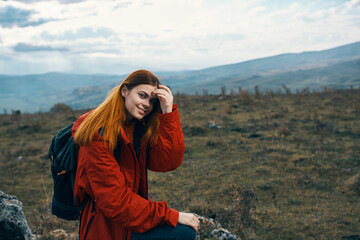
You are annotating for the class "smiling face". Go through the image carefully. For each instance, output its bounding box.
[121,84,158,121]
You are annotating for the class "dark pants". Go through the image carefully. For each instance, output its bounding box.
[131,224,196,240]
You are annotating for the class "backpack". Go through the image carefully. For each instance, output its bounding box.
[48,120,150,221]
[48,123,84,220]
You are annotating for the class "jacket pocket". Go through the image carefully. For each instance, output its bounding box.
[83,216,94,240]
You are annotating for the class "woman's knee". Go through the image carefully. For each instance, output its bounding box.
[176,224,197,240]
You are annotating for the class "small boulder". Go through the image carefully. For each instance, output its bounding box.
[0,190,35,240]
[195,214,240,240]
[211,228,239,240]
[208,121,222,129]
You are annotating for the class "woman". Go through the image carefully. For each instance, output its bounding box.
[72,70,199,240]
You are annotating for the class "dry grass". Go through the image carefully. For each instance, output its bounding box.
[0,88,359,239]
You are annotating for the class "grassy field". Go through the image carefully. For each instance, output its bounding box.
[0,88,359,239]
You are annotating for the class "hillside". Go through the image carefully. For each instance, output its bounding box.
[188,58,360,94]
[0,41,359,113]
[0,73,123,113]
[160,41,360,91]
[0,88,359,239]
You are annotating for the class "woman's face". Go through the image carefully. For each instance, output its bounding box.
[122,84,158,121]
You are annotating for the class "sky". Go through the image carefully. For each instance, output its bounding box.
[0,0,359,75]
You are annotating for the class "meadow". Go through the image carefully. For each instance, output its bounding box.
[0,87,359,239]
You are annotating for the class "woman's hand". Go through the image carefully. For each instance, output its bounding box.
[154,85,173,114]
[178,212,200,232]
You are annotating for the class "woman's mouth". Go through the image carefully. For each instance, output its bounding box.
[138,107,146,115]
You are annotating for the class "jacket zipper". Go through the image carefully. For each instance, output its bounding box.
[126,145,137,240]
[128,144,137,193]
[145,139,150,199]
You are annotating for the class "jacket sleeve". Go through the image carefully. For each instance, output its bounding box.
[147,104,185,172]
[80,141,179,232]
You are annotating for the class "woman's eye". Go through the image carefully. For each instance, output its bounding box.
[139,93,145,98]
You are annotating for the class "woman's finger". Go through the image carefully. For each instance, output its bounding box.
[154,88,171,96]
[178,212,200,232]
[155,92,170,98]
[155,91,173,104]
[154,93,166,102]
[154,90,173,114]
[159,85,173,96]
[189,214,200,232]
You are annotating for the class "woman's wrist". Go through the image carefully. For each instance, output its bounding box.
[159,104,177,115]
[162,105,173,114]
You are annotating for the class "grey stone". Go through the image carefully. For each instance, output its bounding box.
[211,228,239,240]
[195,214,239,240]
[0,190,35,240]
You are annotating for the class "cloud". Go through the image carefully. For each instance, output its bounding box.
[58,0,88,4]
[346,0,360,9]
[0,6,51,28]
[0,0,359,74]
[0,55,11,61]
[302,9,332,22]
[6,0,87,4]
[2,0,45,3]
[13,43,69,52]
[41,27,115,41]
[207,33,245,41]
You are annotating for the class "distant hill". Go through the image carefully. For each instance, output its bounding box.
[159,41,360,93]
[0,41,359,113]
[178,58,360,94]
[0,73,123,113]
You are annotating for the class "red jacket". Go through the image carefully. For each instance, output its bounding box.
[72,105,185,240]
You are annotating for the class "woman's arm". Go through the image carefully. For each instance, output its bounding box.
[147,85,185,172]
[80,141,179,233]
[147,105,185,172]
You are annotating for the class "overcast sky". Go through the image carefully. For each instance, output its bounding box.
[0,0,359,75]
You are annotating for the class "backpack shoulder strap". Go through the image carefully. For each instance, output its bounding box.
[49,122,77,174]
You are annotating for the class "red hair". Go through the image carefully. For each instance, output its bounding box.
[74,70,161,152]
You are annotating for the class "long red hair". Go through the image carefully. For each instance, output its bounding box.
[74,70,161,152]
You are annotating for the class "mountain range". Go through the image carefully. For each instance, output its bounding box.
[1,41,359,113]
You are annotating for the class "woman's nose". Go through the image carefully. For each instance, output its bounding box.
[142,99,150,108]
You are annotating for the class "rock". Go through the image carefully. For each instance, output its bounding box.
[195,214,240,240]
[211,228,239,240]
[208,121,222,129]
[0,190,35,240]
